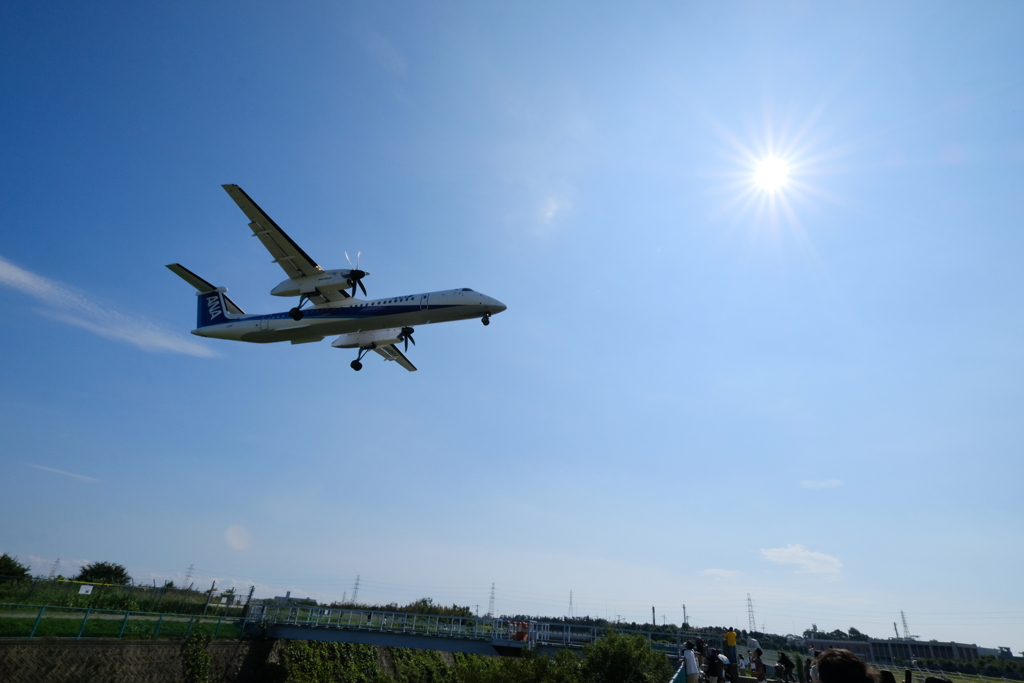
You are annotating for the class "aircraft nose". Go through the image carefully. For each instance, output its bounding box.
[487,297,507,313]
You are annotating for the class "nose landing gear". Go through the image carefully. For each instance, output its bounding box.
[482,313,491,326]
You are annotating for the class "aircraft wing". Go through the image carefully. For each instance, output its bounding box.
[221,184,323,280]
[373,344,418,372]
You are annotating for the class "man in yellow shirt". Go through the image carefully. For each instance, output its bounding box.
[724,628,738,681]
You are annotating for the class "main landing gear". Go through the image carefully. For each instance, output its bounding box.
[482,313,491,326]
[289,294,311,321]
[350,345,374,371]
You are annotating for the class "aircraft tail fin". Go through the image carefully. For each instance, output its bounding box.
[196,290,234,328]
[166,263,245,328]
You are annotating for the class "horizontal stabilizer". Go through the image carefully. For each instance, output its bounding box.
[166,263,245,314]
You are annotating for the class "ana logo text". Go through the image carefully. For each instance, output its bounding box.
[206,295,223,320]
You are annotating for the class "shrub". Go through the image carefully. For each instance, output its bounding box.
[0,554,31,582]
[75,561,132,585]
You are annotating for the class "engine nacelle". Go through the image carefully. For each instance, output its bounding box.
[271,269,367,297]
[331,328,404,349]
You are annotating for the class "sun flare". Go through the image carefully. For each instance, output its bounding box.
[754,157,789,191]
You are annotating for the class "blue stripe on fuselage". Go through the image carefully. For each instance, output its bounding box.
[239,304,454,324]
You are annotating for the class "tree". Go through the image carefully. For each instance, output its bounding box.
[0,553,31,582]
[848,627,870,642]
[581,631,673,683]
[75,561,132,585]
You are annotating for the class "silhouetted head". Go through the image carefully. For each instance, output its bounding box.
[816,649,876,683]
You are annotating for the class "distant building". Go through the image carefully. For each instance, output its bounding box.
[803,638,980,663]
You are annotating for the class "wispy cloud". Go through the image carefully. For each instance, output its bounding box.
[761,544,842,576]
[0,255,215,357]
[801,479,843,489]
[702,568,742,578]
[24,462,100,483]
[354,24,407,76]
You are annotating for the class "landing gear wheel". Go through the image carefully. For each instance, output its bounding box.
[482,314,490,326]
[289,307,304,321]
[350,360,362,371]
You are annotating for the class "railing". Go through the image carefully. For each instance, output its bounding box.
[1,600,722,656]
[0,603,253,640]
[254,603,718,654]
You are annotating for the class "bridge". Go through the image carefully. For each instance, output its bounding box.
[250,602,721,660]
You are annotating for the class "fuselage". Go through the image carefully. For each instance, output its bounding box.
[193,288,506,344]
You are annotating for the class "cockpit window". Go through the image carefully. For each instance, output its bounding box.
[462,288,474,292]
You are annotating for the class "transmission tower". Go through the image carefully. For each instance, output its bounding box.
[184,564,194,589]
[568,590,574,619]
[900,610,917,639]
[48,558,60,579]
[352,575,360,605]
[747,593,756,632]
[487,583,495,617]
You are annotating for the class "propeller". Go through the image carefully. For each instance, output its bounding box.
[344,251,368,297]
[397,326,416,352]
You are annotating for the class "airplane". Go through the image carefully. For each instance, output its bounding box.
[167,184,507,372]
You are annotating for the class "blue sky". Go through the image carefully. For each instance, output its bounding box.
[2,1,1022,651]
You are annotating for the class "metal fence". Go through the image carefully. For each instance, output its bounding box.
[252,602,719,655]
[0,603,254,640]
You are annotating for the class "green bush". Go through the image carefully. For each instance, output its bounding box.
[75,561,132,585]
[0,554,31,582]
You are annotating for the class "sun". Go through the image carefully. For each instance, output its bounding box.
[754,157,789,191]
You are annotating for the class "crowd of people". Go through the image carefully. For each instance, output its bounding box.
[675,632,951,683]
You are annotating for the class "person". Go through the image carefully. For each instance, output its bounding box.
[779,652,795,682]
[725,628,739,682]
[684,641,700,683]
[751,648,766,683]
[707,647,725,683]
[739,654,749,677]
[815,649,878,683]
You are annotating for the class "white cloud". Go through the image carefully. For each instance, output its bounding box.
[225,525,251,551]
[24,462,100,483]
[760,544,842,575]
[0,255,215,357]
[540,196,571,223]
[801,479,843,489]
[354,25,407,75]
[702,568,742,578]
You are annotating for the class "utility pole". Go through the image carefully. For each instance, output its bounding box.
[487,583,496,617]
[747,594,756,633]
[682,604,687,627]
[652,606,656,626]
[202,580,216,615]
